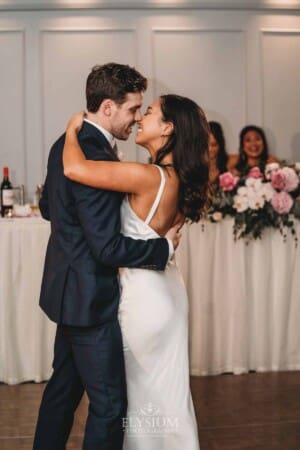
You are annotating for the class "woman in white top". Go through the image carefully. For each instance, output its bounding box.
[63,94,209,450]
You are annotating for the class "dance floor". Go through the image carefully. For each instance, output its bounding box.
[1,371,300,449]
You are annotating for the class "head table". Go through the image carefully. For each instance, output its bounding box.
[0,217,299,384]
[0,218,56,384]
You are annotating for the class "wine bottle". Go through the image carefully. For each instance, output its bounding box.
[1,167,14,217]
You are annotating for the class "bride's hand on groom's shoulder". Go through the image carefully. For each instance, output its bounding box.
[66,111,86,134]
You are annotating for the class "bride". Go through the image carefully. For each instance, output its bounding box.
[63,94,209,449]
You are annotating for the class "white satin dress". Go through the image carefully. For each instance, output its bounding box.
[118,165,200,450]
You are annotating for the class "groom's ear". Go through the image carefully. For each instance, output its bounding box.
[101,99,114,117]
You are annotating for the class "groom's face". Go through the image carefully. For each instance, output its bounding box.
[110,92,143,140]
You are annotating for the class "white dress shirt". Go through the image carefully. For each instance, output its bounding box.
[84,118,115,148]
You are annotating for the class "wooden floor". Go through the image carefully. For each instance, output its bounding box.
[1,371,300,449]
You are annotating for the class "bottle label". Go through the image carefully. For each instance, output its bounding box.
[2,190,14,206]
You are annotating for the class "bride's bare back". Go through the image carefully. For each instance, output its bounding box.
[129,166,181,237]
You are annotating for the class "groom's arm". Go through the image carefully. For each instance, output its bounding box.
[71,178,170,270]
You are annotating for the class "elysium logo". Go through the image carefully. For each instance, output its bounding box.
[123,402,179,436]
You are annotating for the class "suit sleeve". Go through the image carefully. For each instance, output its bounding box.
[39,174,50,221]
[70,141,169,271]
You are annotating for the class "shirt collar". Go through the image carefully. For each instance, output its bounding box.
[83,118,115,148]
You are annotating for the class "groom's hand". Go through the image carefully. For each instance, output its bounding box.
[165,225,182,251]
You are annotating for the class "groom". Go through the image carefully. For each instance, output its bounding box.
[33,63,178,450]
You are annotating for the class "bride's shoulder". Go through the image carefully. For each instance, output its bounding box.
[121,161,162,191]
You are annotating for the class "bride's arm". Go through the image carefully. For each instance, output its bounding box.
[63,113,155,194]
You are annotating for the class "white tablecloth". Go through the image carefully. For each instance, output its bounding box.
[1,217,300,383]
[0,217,55,384]
[177,219,300,376]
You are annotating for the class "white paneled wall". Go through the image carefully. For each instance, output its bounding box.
[152,29,246,151]
[41,28,136,164]
[261,31,300,161]
[0,30,25,184]
[0,6,299,200]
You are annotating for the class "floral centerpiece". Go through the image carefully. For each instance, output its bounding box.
[208,162,300,243]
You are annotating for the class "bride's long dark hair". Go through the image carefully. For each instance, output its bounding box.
[153,94,209,223]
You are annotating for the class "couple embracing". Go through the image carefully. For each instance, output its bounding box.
[33,63,209,450]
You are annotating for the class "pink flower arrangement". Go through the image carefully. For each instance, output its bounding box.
[271,191,293,214]
[247,167,263,179]
[219,172,239,191]
[208,163,300,243]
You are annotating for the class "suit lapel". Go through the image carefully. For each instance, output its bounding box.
[80,121,120,161]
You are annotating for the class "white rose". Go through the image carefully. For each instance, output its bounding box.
[237,186,248,197]
[245,177,256,188]
[248,194,265,210]
[233,195,248,212]
[246,186,257,199]
[245,178,262,191]
[254,179,263,192]
[261,182,276,201]
[265,162,280,179]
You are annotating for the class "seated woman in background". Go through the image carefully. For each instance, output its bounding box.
[230,124,279,175]
[208,121,229,183]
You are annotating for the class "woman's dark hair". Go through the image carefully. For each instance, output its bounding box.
[153,94,209,223]
[236,125,269,173]
[208,121,228,173]
[86,62,147,112]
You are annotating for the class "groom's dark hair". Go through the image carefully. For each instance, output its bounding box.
[86,62,147,112]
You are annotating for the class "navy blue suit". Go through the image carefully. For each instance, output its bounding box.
[33,121,169,450]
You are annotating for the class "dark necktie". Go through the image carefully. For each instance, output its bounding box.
[111,141,120,161]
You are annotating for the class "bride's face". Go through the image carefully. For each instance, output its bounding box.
[135,99,171,151]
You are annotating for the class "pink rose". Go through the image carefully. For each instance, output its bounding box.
[271,191,293,214]
[271,170,286,190]
[247,167,263,179]
[281,167,299,192]
[219,172,239,192]
[271,167,299,192]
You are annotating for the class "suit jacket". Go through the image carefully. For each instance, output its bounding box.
[39,121,169,327]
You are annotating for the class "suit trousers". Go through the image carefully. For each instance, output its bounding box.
[33,320,127,450]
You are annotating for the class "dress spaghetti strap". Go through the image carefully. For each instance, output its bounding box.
[144,165,166,225]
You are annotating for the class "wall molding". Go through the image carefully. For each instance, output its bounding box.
[39,27,136,32]
[261,28,300,33]
[152,27,245,32]
[0,1,299,11]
